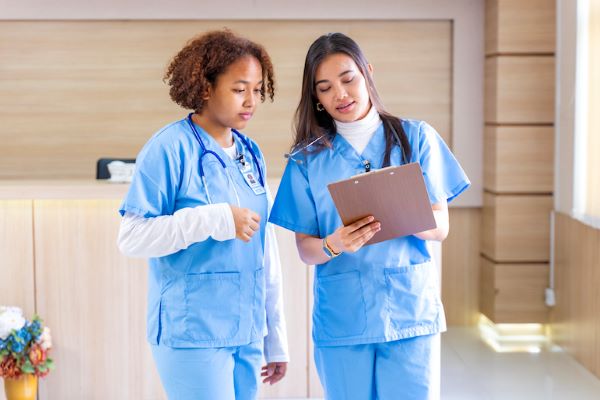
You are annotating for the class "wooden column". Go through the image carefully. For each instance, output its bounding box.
[480,0,556,323]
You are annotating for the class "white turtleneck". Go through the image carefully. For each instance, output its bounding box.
[335,106,382,154]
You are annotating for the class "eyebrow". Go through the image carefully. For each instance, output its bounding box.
[315,70,353,86]
[233,80,264,85]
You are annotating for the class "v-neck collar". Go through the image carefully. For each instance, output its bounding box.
[332,122,385,170]
[188,119,240,167]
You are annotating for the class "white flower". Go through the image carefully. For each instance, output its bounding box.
[37,326,53,350]
[0,306,26,340]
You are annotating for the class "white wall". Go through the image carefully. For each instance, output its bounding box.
[555,0,579,214]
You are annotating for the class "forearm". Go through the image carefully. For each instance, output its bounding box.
[414,207,449,242]
[117,203,235,258]
[296,235,331,265]
[263,222,290,362]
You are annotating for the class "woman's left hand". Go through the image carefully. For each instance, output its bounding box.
[261,362,288,385]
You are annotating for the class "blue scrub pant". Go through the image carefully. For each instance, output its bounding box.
[314,333,441,400]
[151,340,263,400]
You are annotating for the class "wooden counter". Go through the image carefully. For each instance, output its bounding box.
[0,180,310,399]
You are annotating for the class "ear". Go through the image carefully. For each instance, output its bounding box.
[367,63,374,77]
[202,84,212,101]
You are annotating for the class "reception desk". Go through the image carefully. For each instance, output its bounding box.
[0,180,313,399]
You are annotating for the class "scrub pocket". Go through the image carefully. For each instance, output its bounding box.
[314,270,367,340]
[252,267,266,336]
[384,261,441,330]
[184,271,241,341]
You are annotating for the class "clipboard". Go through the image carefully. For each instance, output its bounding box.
[327,163,436,245]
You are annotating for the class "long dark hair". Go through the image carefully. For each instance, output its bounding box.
[292,32,411,166]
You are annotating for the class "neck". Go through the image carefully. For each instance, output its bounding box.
[192,113,233,148]
[335,106,381,136]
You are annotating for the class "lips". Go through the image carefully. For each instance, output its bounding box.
[336,101,355,113]
[239,112,253,121]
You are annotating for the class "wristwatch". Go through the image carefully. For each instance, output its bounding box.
[322,237,341,259]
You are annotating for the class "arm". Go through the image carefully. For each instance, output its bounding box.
[261,184,289,385]
[261,221,290,384]
[295,216,381,265]
[413,201,449,242]
[117,204,261,258]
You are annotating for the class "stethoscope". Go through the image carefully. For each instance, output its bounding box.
[186,113,264,205]
[284,119,409,173]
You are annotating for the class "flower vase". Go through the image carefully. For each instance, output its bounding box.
[3,374,38,400]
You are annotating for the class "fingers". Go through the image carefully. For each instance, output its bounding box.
[261,363,287,385]
[341,221,380,252]
[249,210,261,224]
[232,207,261,242]
[348,215,375,231]
[348,221,380,242]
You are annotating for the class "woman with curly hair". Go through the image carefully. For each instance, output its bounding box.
[117,30,289,399]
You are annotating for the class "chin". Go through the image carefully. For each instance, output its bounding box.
[232,120,249,130]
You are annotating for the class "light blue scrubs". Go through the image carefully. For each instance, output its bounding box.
[269,119,470,399]
[120,117,269,400]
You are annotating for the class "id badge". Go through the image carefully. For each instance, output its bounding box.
[242,171,266,195]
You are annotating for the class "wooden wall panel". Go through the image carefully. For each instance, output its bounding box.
[482,193,553,262]
[480,257,548,323]
[484,126,554,193]
[484,56,555,124]
[442,208,482,326]
[27,193,308,399]
[33,200,166,400]
[551,213,600,379]
[0,201,35,317]
[485,0,556,55]
[0,20,451,180]
[0,201,35,400]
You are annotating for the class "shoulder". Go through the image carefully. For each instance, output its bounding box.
[399,118,441,147]
[138,119,193,161]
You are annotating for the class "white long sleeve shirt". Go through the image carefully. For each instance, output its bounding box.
[117,144,289,363]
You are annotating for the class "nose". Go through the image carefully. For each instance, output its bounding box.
[244,91,256,108]
[333,84,348,101]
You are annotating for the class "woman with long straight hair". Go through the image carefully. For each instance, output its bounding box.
[269,32,470,399]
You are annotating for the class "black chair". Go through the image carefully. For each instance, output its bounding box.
[96,158,136,180]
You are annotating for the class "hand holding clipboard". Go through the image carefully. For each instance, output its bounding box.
[327,163,436,245]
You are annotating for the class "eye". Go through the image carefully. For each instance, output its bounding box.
[233,89,245,93]
[343,77,355,84]
[318,86,331,93]
[253,88,262,94]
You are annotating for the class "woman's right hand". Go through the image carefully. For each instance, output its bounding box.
[326,216,381,254]
[229,205,261,242]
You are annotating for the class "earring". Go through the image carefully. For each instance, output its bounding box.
[316,102,324,112]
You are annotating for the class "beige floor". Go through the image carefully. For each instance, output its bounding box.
[277,326,600,400]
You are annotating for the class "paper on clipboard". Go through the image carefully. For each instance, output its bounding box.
[327,162,436,245]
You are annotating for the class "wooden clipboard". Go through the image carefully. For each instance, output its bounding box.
[327,163,436,245]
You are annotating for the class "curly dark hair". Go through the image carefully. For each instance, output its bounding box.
[164,29,275,112]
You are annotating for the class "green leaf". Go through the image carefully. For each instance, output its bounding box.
[22,365,35,374]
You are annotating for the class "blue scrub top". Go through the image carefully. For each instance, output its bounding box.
[269,119,470,347]
[120,117,269,348]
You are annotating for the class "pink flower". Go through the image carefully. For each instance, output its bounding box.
[29,343,47,366]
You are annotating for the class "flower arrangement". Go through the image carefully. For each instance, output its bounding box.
[0,306,54,379]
